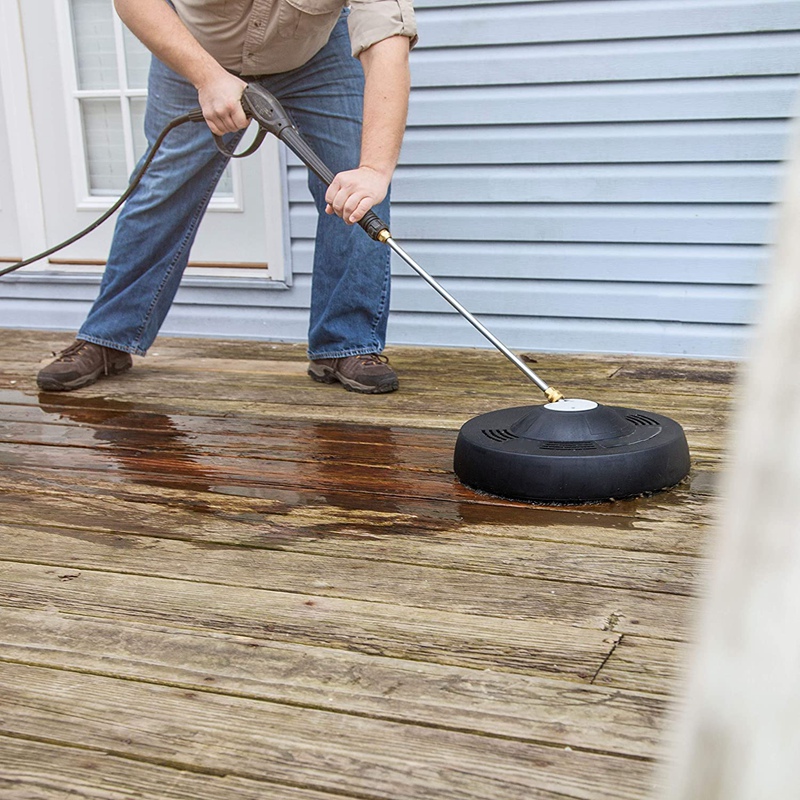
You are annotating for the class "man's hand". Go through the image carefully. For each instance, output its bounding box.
[114,0,248,136]
[325,165,390,225]
[197,72,249,136]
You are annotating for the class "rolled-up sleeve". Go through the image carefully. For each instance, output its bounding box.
[347,0,418,57]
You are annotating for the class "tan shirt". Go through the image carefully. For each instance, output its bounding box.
[172,0,417,76]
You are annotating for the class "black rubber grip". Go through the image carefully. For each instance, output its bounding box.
[281,127,335,185]
[279,127,390,242]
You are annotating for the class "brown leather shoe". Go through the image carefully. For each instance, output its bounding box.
[37,339,133,392]
[308,353,399,394]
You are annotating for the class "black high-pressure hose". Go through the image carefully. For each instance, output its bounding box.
[0,108,206,279]
[3,83,563,401]
[0,85,388,278]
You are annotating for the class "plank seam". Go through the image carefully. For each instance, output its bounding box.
[0,730,387,800]
[0,551,701,600]
[0,657,659,762]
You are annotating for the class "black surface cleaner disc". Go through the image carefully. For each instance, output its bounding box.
[453,399,691,503]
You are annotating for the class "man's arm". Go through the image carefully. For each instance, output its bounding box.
[325,35,411,225]
[114,0,247,135]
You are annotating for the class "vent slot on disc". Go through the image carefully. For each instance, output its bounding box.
[482,429,519,443]
[539,440,598,451]
[626,414,660,427]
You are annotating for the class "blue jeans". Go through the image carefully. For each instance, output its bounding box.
[79,13,391,359]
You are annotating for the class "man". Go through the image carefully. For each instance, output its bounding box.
[37,0,416,394]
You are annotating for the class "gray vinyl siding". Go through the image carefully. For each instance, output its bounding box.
[284,0,800,357]
[4,0,800,359]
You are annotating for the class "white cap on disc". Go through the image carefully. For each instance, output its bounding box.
[544,398,598,412]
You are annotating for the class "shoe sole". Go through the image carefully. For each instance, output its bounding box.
[37,360,132,392]
[308,366,398,395]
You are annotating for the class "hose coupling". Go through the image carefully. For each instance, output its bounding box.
[544,387,565,404]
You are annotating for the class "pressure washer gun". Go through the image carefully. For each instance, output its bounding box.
[214,84,391,244]
[219,84,564,403]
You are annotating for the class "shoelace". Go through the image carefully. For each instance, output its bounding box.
[354,353,389,366]
[52,340,111,375]
[51,341,89,362]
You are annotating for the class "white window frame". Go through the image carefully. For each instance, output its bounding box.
[55,0,244,214]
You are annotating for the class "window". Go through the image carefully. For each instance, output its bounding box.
[66,0,235,202]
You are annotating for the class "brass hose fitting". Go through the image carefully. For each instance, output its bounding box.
[545,387,565,404]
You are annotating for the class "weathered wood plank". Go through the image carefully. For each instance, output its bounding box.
[4,334,739,405]
[0,476,716,558]
[0,418,716,519]
[0,327,722,799]
[0,662,657,800]
[5,353,737,409]
[0,395,730,464]
[0,735,350,800]
[0,608,671,759]
[0,377,732,438]
[0,467,716,564]
[0,461,704,595]
[0,344,737,449]
[24,361,738,405]
[0,561,619,681]
[593,636,690,696]
[0,521,697,640]
[0,406,727,517]
[0,407,411,474]
[0,329,739,382]
[4,340,737,385]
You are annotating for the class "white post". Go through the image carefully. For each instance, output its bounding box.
[663,118,800,798]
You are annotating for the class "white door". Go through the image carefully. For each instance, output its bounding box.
[0,77,21,265]
[8,0,287,281]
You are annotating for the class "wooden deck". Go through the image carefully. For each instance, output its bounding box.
[0,328,735,799]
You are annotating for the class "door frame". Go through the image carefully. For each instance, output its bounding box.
[0,0,48,262]
[0,0,290,283]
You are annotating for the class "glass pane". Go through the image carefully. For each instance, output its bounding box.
[123,25,150,90]
[130,97,148,163]
[216,164,234,197]
[70,0,118,91]
[129,97,234,197]
[80,99,127,194]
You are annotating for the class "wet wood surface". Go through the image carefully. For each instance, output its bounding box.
[0,328,736,799]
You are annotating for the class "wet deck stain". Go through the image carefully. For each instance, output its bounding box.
[0,390,698,541]
[0,332,721,800]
